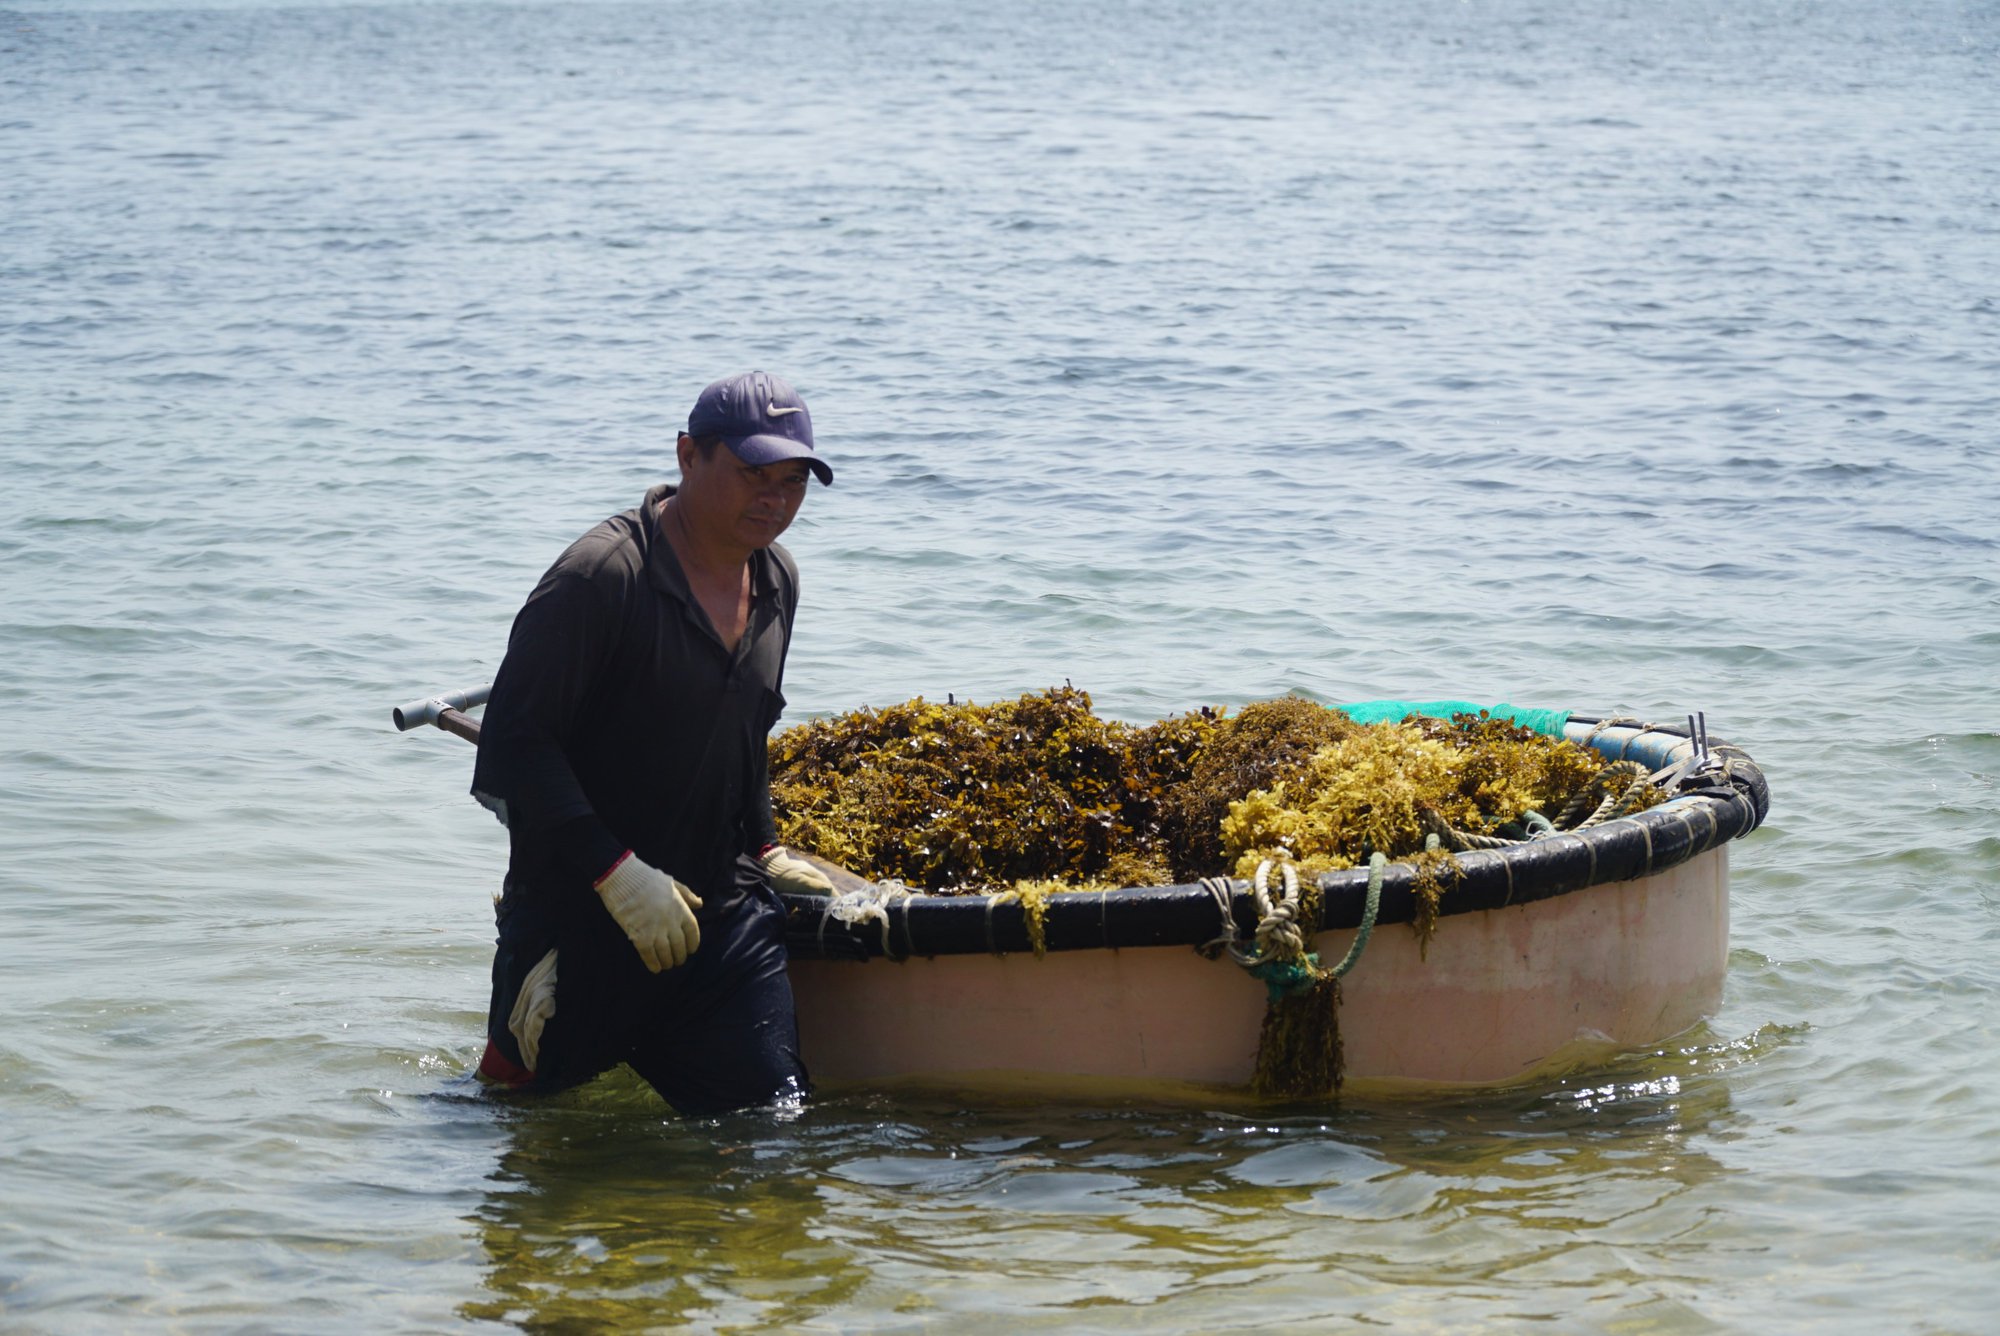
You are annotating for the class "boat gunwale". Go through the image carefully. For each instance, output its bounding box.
[780,714,1766,961]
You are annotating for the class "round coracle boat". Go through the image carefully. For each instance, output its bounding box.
[776,708,1767,1094]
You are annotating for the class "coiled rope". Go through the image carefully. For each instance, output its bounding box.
[1425,759,1659,852]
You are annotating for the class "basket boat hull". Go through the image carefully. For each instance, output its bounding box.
[778,714,1765,1092]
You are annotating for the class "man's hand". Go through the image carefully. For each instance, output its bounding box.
[508,948,558,1072]
[761,844,835,895]
[595,853,703,972]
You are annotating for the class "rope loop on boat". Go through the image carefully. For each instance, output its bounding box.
[1583,715,1648,746]
[1195,876,1244,961]
[983,890,1011,956]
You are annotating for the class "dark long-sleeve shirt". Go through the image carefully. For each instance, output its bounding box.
[472,483,799,903]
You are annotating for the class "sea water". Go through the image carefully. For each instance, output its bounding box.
[3,0,1996,1329]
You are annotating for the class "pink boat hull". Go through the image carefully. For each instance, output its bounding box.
[790,846,1728,1090]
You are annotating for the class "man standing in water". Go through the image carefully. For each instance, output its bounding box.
[470,370,837,1113]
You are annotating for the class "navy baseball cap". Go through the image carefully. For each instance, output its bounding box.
[686,370,833,486]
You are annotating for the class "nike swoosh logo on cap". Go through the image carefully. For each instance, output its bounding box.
[767,404,805,416]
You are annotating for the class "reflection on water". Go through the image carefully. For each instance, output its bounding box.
[462,1074,857,1330]
[463,1031,1771,1330]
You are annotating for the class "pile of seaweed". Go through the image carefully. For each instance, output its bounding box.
[769,686,1635,894]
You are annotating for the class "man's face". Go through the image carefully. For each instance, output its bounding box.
[677,434,812,551]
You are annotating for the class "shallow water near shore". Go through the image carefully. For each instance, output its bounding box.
[4,0,1998,1330]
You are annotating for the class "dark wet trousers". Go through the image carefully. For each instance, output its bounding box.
[484,859,809,1115]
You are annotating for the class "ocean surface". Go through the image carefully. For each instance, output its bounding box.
[3,0,1997,1329]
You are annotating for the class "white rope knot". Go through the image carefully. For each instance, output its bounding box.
[1251,858,1308,964]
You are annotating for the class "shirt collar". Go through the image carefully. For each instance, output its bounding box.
[641,482,782,605]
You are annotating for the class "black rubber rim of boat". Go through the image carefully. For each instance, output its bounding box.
[781,715,1768,962]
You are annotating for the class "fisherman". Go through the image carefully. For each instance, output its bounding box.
[470,370,838,1113]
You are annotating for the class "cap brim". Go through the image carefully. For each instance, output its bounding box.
[727,433,833,485]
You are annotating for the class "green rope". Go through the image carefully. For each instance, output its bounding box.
[1325,852,1385,979]
[1249,955,1321,1002]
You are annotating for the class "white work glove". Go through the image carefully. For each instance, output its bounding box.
[761,843,835,896]
[594,853,703,972]
[507,947,558,1073]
